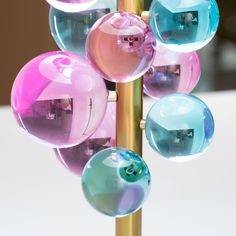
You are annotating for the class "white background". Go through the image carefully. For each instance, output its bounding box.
[0,91,236,236]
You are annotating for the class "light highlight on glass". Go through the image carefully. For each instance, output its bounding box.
[46,0,97,13]
[49,0,117,56]
[145,93,214,161]
[143,44,201,99]
[11,51,108,148]
[149,0,220,52]
[82,148,151,217]
[86,12,156,83]
[55,102,116,176]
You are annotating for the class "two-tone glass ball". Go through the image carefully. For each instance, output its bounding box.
[86,12,156,83]
[143,44,201,99]
[82,148,151,217]
[49,0,117,56]
[11,51,108,148]
[145,93,214,162]
[149,0,220,52]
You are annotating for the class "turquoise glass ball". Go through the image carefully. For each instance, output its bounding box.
[49,0,116,56]
[149,0,220,52]
[145,94,214,161]
[82,148,151,217]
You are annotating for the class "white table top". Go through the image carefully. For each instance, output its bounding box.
[0,91,236,236]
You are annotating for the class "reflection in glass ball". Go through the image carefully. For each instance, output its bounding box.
[55,102,116,176]
[149,0,220,52]
[145,94,214,161]
[46,0,97,13]
[86,12,156,83]
[49,0,117,56]
[82,148,151,217]
[143,44,201,99]
[11,51,108,148]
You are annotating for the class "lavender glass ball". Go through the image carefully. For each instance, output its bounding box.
[11,51,108,148]
[55,102,116,176]
[143,44,201,99]
[49,0,117,56]
[82,148,151,217]
[46,0,97,13]
[86,12,156,83]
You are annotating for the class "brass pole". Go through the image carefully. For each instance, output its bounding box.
[116,1,144,236]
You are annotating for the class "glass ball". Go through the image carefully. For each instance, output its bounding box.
[82,148,151,217]
[143,44,201,99]
[145,93,214,162]
[55,102,116,176]
[149,0,220,52]
[46,0,97,13]
[11,51,108,148]
[86,12,156,83]
[49,0,117,56]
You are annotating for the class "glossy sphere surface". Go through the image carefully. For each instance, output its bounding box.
[143,44,201,98]
[82,148,151,217]
[149,0,220,52]
[86,12,156,83]
[47,0,97,13]
[49,0,116,56]
[11,51,107,148]
[55,102,116,176]
[145,94,214,161]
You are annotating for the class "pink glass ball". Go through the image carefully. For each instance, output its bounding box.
[86,12,156,83]
[55,102,116,176]
[143,44,201,99]
[46,0,97,13]
[11,51,108,148]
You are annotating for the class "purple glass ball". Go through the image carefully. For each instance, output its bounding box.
[55,102,116,176]
[11,51,108,148]
[46,0,97,12]
[86,12,156,83]
[143,44,201,99]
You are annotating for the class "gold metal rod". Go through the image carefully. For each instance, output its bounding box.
[116,1,144,236]
[116,80,143,236]
[118,0,144,15]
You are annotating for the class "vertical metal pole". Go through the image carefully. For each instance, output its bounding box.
[116,1,144,236]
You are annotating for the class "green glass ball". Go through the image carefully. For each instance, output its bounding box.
[82,148,151,217]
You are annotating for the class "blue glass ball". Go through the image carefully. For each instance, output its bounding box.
[149,0,220,52]
[145,94,214,161]
[82,148,151,217]
[49,0,117,56]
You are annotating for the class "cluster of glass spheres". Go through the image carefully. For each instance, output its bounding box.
[11,0,219,217]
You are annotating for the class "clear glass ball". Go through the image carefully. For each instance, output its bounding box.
[46,0,97,13]
[86,12,156,83]
[55,102,116,176]
[82,148,151,217]
[149,0,220,52]
[145,93,214,162]
[143,44,201,99]
[11,51,108,148]
[49,0,117,56]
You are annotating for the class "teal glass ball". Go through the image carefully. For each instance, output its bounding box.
[149,0,220,52]
[145,94,214,161]
[49,0,116,56]
[82,148,151,217]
